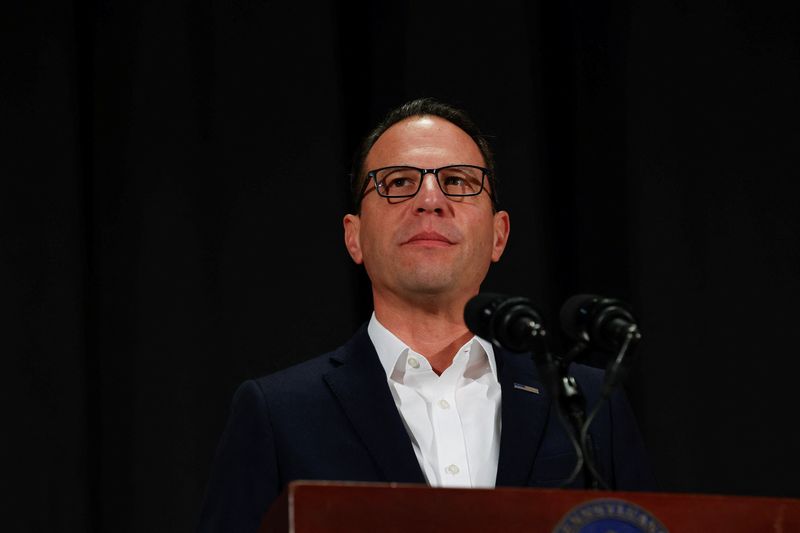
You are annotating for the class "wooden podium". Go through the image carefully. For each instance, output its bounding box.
[259,480,800,532]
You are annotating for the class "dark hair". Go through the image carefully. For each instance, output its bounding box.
[349,97,498,213]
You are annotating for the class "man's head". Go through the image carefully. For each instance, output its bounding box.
[343,98,510,306]
[350,98,499,214]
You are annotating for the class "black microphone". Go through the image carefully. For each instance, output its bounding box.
[464,292,546,352]
[468,293,604,489]
[469,293,613,489]
[560,294,642,397]
[465,292,561,399]
[559,294,639,353]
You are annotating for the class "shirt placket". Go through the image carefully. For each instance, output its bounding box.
[428,349,471,487]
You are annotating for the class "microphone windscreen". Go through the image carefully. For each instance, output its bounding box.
[559,294,601,343]
[560,293,638,352]
[464,292,508,339]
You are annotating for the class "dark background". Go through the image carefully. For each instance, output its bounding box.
[3,0,799,531]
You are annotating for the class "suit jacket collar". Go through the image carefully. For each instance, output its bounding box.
[323,324,426,484]
[494,346,553,486]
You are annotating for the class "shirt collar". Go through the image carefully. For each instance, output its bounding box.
[367,311,498,380]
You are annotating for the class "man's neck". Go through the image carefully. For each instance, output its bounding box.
[373,293,476,375]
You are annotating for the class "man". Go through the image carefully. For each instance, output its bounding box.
[197,98,655,533]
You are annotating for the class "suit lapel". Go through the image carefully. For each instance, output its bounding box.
[323,326,426,484]
[495,348,553,486]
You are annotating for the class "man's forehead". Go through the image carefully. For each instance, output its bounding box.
[365,115,485,168]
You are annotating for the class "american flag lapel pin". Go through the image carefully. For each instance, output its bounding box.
[513,383,540,395]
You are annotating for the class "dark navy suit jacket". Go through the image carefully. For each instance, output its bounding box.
[197,324,655,533]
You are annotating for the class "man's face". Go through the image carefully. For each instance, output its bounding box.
[343,115,510,303]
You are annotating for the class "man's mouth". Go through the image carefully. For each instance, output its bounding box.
[403,231,454,246]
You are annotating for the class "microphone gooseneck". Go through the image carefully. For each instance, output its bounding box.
[559,293,643,490]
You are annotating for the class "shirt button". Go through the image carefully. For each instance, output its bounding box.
[407,357,420,369]
[438,399,450,410]
[446,464,460,475]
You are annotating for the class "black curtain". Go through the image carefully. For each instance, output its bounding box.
[4,1,799,531]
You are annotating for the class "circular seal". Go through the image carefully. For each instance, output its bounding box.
[552,498,669,533]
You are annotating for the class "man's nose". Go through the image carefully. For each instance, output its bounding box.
[412,172,446,212]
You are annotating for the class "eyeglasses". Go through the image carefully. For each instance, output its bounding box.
[362,165,493,201]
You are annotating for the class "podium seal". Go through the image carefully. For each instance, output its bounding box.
[552,498,669,533]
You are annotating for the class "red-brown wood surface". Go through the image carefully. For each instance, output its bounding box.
[260,480,800,533]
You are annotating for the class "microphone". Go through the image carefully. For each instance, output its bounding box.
[468,293,605,489]
[464,292,546,352]
[559,294,639,353]
[468,293,610,489]
[559,294,642,397]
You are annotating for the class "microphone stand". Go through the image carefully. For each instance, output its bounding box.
[466,292,642,491]
[520,322,605,490]
[554,341,605,490]
[556,326,643,491]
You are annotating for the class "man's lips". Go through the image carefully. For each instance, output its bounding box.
[403,231,455,246]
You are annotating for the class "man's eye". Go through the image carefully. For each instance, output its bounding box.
[443,176,466,186]
[387,177,415,189]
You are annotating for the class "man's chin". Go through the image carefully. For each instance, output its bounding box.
[398,275,457,297]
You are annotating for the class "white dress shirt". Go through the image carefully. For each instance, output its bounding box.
[368,313,502,488]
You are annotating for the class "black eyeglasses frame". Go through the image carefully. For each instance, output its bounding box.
[360,164,495,203]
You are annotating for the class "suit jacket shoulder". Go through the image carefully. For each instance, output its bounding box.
[197,324,423,533]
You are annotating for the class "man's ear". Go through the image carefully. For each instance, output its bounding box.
[343,214,363,264]
[491,210,510,262]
